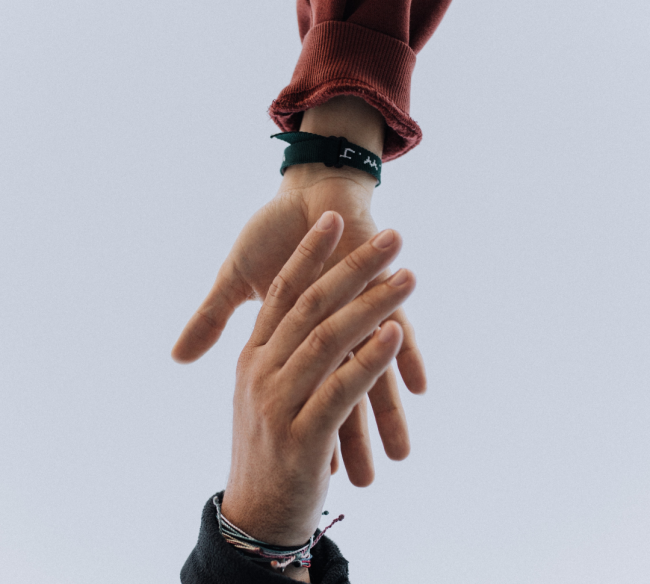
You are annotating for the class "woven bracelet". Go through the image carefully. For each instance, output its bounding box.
[214,495,344,572]
[272,131,382,186]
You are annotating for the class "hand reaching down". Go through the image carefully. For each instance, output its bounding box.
[172,97,426,487]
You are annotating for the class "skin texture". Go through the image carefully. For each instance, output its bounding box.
[171,96,426,487]
[220,212,415,582]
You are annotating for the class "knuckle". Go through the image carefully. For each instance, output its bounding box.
[343,249,366,273]
[324,371,347,404]
[266,273,292,303]
[353,351,377,376]
[398,343,419,359]
[221,265,252,309]
[308,320,335,354]
[295,282,325,318]
[357,291,381,313]
[295,237,320,262]
[373,403,401,421]
[195,309,220,334]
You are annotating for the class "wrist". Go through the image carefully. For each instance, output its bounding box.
[219,489,318,582]
[282,95,384,195]
[281,166,375,213]
[220,487,323,548]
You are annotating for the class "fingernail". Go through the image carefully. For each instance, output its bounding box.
[377,323,397,343]
[388,269,408,287]
[371,230,394,249]
[315,211,335,231]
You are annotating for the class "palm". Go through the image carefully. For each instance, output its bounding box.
[232,194,377,297]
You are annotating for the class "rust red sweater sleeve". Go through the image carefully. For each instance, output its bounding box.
[269,0,453,162]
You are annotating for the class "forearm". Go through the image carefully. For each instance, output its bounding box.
[300,95,385,157]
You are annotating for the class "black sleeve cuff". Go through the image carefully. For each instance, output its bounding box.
[181,491,350,584]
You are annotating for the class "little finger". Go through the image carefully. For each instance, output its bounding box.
[339,396,375,487]
[367,366,410,461]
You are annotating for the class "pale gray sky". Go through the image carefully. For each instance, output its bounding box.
[1,1,649,582]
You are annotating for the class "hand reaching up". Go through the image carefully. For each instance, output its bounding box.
[221,211,415,581]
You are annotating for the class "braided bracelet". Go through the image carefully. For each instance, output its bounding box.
[272,131,383,186]
[213,495,344,571]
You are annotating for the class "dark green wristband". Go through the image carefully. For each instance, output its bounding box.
[271,131,382,186]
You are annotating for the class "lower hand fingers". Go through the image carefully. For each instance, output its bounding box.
[330,442,340,475]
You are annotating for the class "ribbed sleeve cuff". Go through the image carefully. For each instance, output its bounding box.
[269,21,420,162]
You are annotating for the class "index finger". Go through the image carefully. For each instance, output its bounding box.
[248,211,343,347]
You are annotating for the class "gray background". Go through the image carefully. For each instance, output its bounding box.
[1,1,649,582]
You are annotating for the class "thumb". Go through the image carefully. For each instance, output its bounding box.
[171,258,252,363]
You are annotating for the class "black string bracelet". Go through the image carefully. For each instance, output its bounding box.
[272,131,382,186]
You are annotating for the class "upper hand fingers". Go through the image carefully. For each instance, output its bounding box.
[367,365,410,461]
[358,271,427,395]
[171,257,252,363]
[392,306,427,394]
[338,397,375,487]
